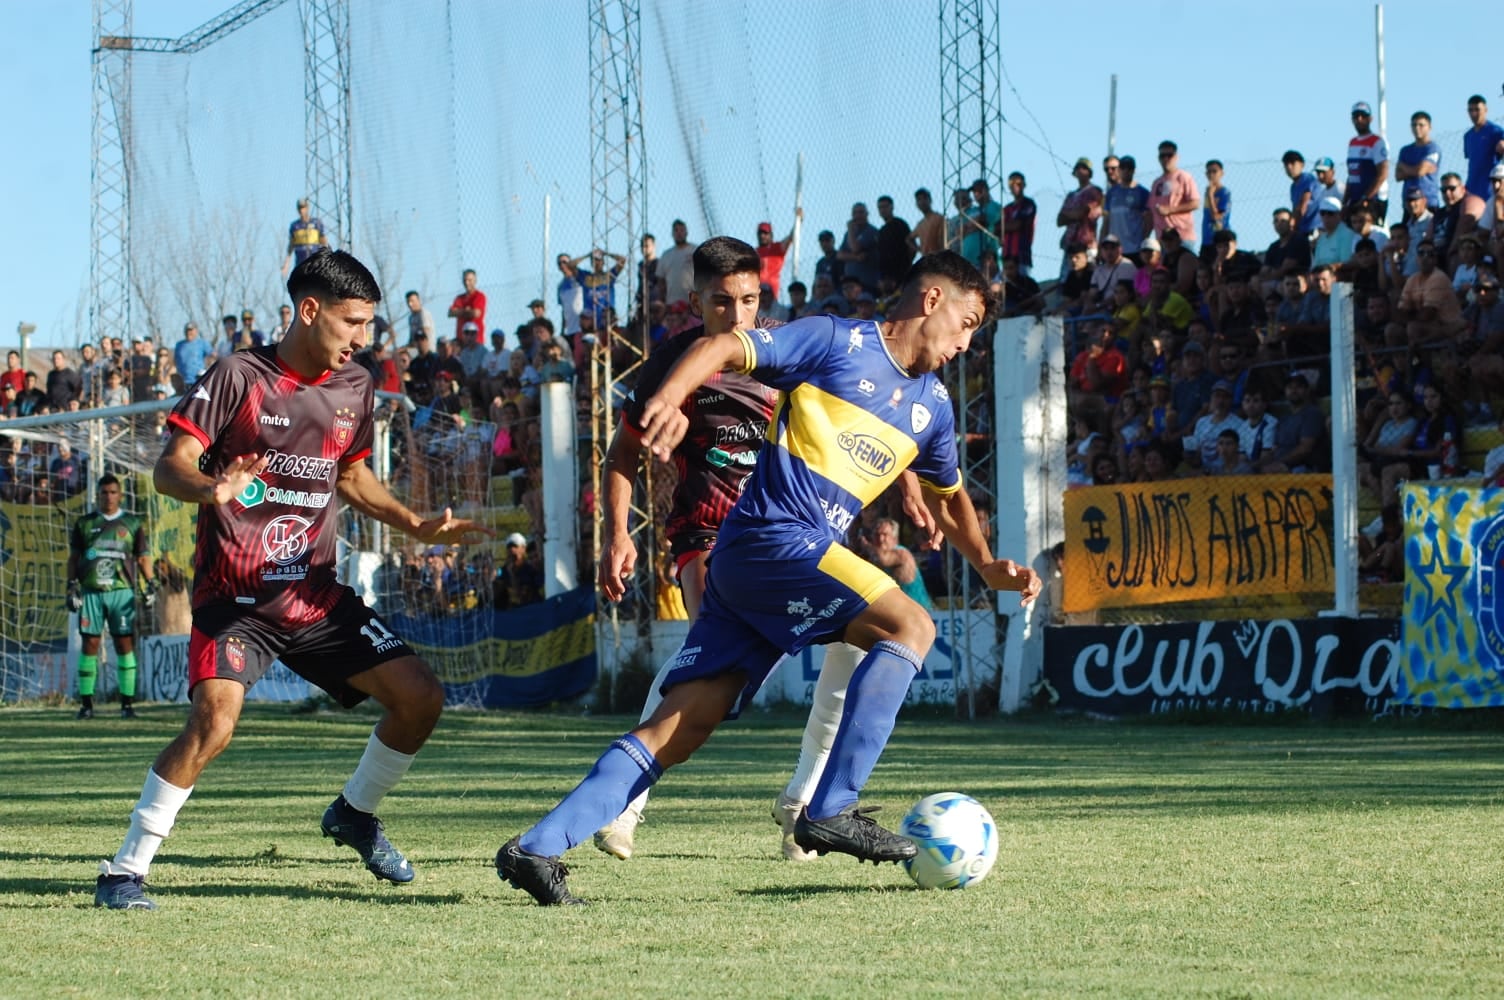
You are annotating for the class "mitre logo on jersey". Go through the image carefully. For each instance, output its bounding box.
[259,413,290,427]
[838,431,895,477]
[224,636,246,674]
[911,403,932,433]
[333,407,357,448]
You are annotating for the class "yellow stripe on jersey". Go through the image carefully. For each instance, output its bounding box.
[780,381,919,506]
[731,329,758,375]
[817,542,899,606]
[916,471,964,496]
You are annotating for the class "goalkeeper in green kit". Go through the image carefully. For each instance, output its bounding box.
[68,474,155,719]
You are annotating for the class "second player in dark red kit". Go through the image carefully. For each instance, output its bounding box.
[93,250,487,911]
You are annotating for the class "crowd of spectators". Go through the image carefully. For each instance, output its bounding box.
[1030,94,1504,559]
[13,93,1504,603]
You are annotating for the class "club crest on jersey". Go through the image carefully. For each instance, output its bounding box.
[857,379,875,395]
[333,407,356,448]
[224,636,246,674]
[911,403,932,434]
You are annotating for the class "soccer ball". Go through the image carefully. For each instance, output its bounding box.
[899,792,998,890]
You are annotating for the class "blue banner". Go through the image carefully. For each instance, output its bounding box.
[1400,483,1504,707]
[388,585,597,708]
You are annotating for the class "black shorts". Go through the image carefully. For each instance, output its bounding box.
[669,530,718,581]
[188,587,415,708]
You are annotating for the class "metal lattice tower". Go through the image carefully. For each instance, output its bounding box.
[588,0,650,698]
[90,0,342,342]
[939,0,1005,713]
[91,0,134,348]
[300,0,351,250]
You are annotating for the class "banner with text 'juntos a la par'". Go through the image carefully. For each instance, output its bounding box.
[1062,475,1336,612]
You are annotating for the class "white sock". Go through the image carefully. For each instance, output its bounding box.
[105,768,194,877]
[341,732,416,815]
[783,642,860,806]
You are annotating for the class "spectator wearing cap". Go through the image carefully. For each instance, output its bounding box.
[874,196,912,290]
[1202,160,1231,248]
[837,202,881,291]
[1089,234,1137,312]
[1346,100,1390,221]
[1395,110,1442,217]
[494,532,543,610]
[1101,156,1149,255]
[448,268,487,339]
[282,196,328,275]
[1056,159,1103,277]
[1148,140,1201,248]
[754,214,799,297]
[1283,151,1322,236]
[404,326,438,405]
[1464,95,1504,201]
[813,228,844,287]
[1132,234,1161,299]
[1182,378,1242,470]
[1313,197,1357,267]
[405,290,436,345]
[174,321,212,383]
[1258,373,1327,473]
[1313,156,1345,208]
[527,298,548,322]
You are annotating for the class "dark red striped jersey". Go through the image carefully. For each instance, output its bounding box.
[167,347,373,628]
[620,324,780,545]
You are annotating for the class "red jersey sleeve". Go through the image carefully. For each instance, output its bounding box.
[167,355,249,452]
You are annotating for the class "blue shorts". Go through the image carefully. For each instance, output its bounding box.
[661,528,896,717]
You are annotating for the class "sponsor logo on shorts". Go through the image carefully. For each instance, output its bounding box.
[911,403,932,433]
[670,645,701,669]
[786,598,812,617]
[791,597,846,637]
[838,431,896,477]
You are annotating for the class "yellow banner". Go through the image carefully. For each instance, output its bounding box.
[1062,474,1335,612]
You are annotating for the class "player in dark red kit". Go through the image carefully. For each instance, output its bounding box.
[93,250,486,910]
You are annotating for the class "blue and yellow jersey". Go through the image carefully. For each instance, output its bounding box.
[721,315,960,549]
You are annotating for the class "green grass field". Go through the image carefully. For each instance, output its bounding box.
[4,704,1504,998]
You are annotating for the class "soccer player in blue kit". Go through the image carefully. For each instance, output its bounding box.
[497,251,1041,904]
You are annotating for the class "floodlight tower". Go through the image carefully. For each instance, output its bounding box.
[587,0,650,698]
[91,0,135,348]
[301,0,351,249]
[939,0,1005,714]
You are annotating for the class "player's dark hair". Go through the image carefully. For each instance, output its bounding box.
[1412,110,1431,123]
[692,236,761,289]
[405,289,420,299]
[286,249,382,305]
[900,251,995,321]
[1207,159,1223,170]
[914,187,931,199]
[97,473,120,489]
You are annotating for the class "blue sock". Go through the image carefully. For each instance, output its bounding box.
[520,734,662,857]
[807,640,921,820]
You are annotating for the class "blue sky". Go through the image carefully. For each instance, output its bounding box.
[2,0,1498,347]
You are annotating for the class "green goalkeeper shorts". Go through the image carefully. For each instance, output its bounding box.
[79,589,137,637]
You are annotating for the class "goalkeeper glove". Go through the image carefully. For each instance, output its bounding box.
[141,578,159,610]
[66,580,83,613]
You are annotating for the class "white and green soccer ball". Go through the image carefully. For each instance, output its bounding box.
[899,792,998,890]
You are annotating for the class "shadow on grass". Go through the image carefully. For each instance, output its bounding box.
[0,875,465,907]
[736,883,911,899]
